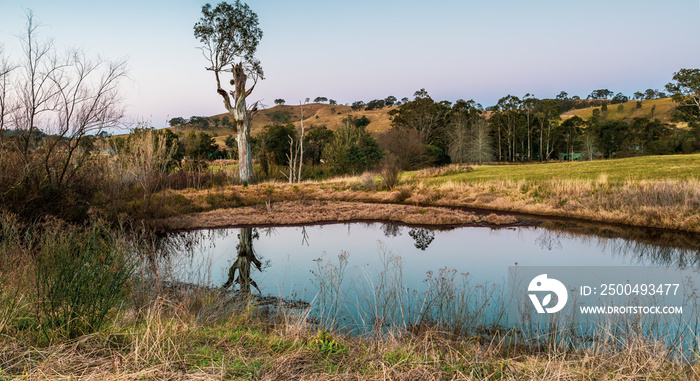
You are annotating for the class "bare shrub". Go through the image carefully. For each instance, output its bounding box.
[360,172,377,191]
[377,128,428,170]
[0,13,127,221]
[110,128,177,198]
[448,116,494,164]
[380,154,402,190]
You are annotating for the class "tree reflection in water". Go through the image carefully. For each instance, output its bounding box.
[381,223,401,237]
[408,228,435,251]
[223,228,263,293]
[157,220,700,296]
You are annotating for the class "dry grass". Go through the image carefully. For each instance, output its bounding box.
[561,97,678,124]
[417,177,700,232]
[1,290,696,380]
[413,164,473,179]
[141,155,700,233]
[154,200,518,231]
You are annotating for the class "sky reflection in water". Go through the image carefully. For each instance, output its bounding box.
[162,223,700,300]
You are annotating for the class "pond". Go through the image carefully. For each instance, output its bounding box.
[158,219,700,354]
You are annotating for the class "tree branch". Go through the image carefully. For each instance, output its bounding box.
[213,69,233,112]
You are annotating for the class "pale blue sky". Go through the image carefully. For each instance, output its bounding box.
[1,0,699,128]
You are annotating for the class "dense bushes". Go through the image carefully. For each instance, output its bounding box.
[322,124,384,175]
[0,150,108,222]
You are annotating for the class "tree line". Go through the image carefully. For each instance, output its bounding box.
[157,78,700,182]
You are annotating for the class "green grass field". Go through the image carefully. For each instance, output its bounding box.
[427,154,700,183]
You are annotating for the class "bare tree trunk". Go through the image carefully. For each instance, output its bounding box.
[526,110,531,161]
[216,63,257,183]
[539,124,543,162]
[546,123,554,161]
[233,68,255,182]
[0,51,13,153]
[497,124,502,161]
[235,110,254,182]
[287,135,296,183]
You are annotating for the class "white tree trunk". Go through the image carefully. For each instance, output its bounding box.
[297,101,306,182]
[216,62,256,184]
[233,94,254,183]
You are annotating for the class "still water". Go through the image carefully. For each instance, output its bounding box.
[159,220,700,353]
[161,221,700,297]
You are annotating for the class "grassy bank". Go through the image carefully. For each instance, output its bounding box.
[137,154,700,233]
[2,296,697,380]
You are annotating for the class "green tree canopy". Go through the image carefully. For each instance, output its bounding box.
[305,126,334,166]
[388,89,451,151]
[351,101,365,111]
[323,124,383,175]
[256,123,298,166]
[169,117,187,126]
[666,68,700,119]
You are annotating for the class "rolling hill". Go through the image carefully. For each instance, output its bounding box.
[166,103,396,148]
[164,98,683,149]
[561,98,678,124]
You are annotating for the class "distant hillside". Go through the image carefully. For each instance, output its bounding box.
[167,103,396,148]
[164,98,684,149]
[561,98,678,124]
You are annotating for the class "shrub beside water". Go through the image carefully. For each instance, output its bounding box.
[34,218,134,340]
[0,214,135,341]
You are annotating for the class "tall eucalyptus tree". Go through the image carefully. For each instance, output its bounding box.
[194,1,263,183]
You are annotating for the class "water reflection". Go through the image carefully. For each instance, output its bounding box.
[160,220,700,293]
[535,229,563,251]
[223,228,263,293]
[539,220,700,269]
[381,223,401,237]
[408,228,435,251]
[156,220,700,354]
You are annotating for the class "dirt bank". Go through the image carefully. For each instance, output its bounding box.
[152,200,522,231]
